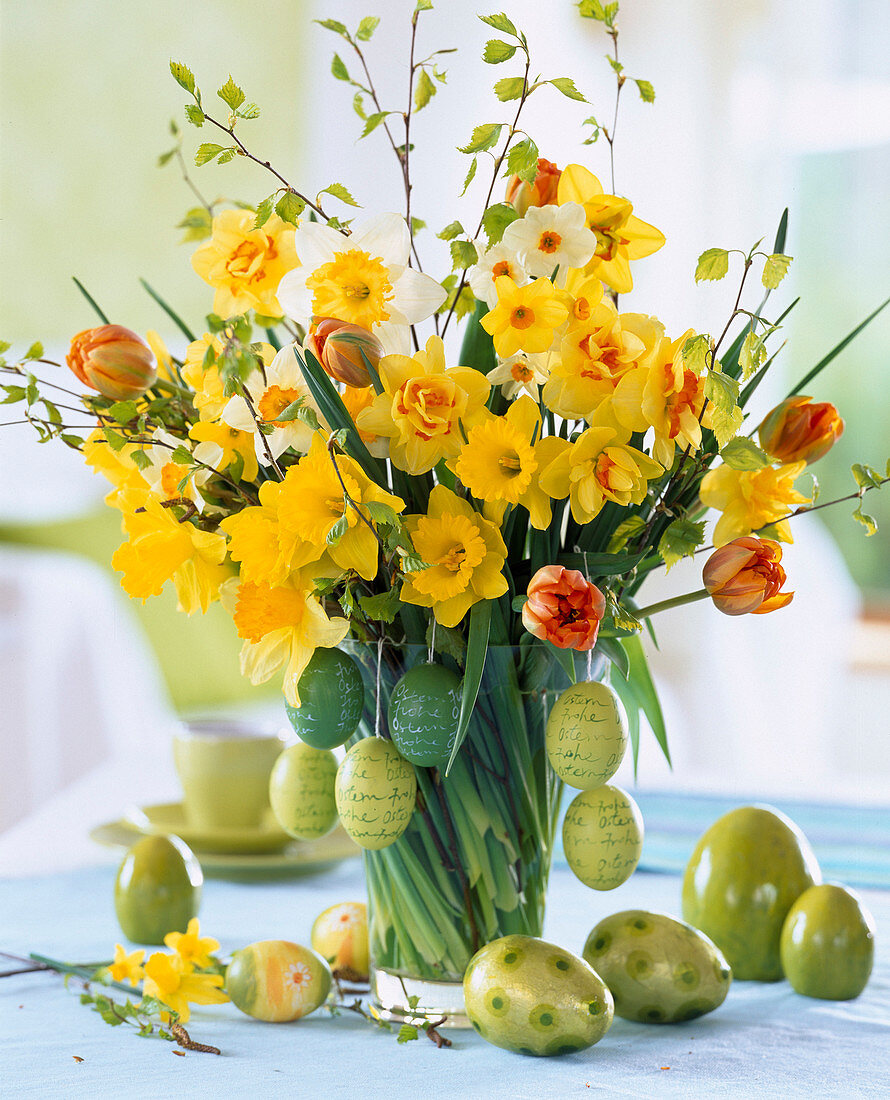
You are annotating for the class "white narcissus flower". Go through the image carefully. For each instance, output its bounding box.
[502,203,597,281]
[143,429,205,510]
[277,212,446,353]
[467,242,529,307]
[487,351,551,399]
[221,343,321,461]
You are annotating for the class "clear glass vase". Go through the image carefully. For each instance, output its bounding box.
[346,640,602,1028]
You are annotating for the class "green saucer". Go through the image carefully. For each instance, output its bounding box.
[124,802,292,855]
[90,815,360,880]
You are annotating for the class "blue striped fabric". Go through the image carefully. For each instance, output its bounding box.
[555,791,890,889]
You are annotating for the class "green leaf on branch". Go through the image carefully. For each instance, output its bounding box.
[108,400,138,424]
[720,436,769,470]
[606,514,647,553]
[254,193,276,229]
[359,588,401,624]
[356,16,380,40]
[852,463,883,490]
[483,39,517,63]
[397,1024,419,1044]
[275,192,306,225]
[414,69,436,111]
[578,0,606,19]
[314,18,348,35]
[450,240,478,270]
[195,143,226,166]
[1,385,26,404]
[184,104,205,127]
[415,0,433,10]
[102,427,127,452]
[461,157,478,195]
[217,76,245,110]
[458,123,504,154]
[177,206,213,242]
[331,54,350,81]
[131,450,152,471]
[170,61,196,96]
[548,77,587,102]
[853,503,878,536]
[762,253,792,289]
[327,515,349,546]
[681,334,711,374]
[481,202,518,245]
[24,342,43,361]
[216,149,236,164]
[505,136,539,183]
[658,518,706,571]
[361,111,394,138]
[634,78,655,102]
[237,103,260,120]
[479,13,518,36]
[494,76,525,101]
[739,330,767,380]
[319,182,360,207]
[437,220,465,241]
[695,248,730,282]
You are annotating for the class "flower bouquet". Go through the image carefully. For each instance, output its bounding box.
[3,1,887,1027]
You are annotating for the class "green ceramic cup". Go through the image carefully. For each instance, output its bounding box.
[173,720,287,830]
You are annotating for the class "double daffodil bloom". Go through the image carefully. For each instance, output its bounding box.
[220,481,290,587]
[401,486,508,627]
[142,952,229,1024]
[539,426,663,524]
[699,462,812,546]
[557,164,665,294]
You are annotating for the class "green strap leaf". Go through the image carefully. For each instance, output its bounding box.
[445,600,492,776]
[623,633,671,766]
[139,278,196,342]
[785,294,890,399]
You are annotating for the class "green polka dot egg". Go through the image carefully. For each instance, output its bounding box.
[285,648,365,750]
[583,910,732,1024]
[463,934,613,1056]
[545,680,628,789]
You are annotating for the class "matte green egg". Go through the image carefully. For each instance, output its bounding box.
[388,663,461,768]
[285,648,365,750]
[335,737,416,850]
[114,834,202,945]
[562,785,644,890]
[780,884,875,999]
[545,681,628,789]
[682,805,821,981]
[463,935,614,1056]
[583,909,732,1023]
[269,743,338,840]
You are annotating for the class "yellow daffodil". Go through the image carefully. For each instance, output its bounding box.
[142,952,228,1024]
[340,383,388,456]
[164,919,220,970]
[356,335,489,474]
[191,210,299,319]
[189,420,260,483]
[481,276,569,358]
[539,426,664,524]
[611,329,711,467]
[222,570,349,707]
[400,486,508,627]
[454,396,554,530]
[557,164,665,294]
[109,944,145,987]
[112,491,230,614]
[699,462,812,547]
[182,336,278,424]
[275,432,404,581]
[82,429,149,506]
[543,307,663,421]
[562,268,606,326]
[277,213,446,350]
[220,481,290,587]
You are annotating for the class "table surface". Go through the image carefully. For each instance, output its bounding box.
[2,860,888,1100]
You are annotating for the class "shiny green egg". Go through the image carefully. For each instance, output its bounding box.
[335,737,416,849]
[285,648,365,750]
[545,681,628,789]
[583,909,732,1023]
[780,883,875,999]
[269,743,338,840]
[114,834,202,945]
[388,662,462,768]
[463,935,614,1056]
[682,805,821,981]
[562,785,644,890]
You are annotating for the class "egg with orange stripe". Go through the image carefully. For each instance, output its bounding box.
[226,940,332,1022]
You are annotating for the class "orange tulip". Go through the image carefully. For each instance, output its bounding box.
[757,395,844,465]
[702,536,793,616]
[521,564,606,650]
[505,158,562,217]
[306,317,383,389]
[67,325,157,401]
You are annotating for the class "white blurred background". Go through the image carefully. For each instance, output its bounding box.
[1,0,888,868]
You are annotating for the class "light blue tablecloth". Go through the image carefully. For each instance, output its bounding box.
[2,860,888,1099]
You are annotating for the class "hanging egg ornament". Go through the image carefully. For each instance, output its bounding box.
[269,743,338,840]
[388,662,462,768]
[562,784,644,890]
[284,647,365,750]
[335,737,417,849]
[545,680,628,789]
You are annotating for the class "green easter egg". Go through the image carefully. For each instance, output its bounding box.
[226,940,331,1022]
[114,834,202,945]
[562,785,643,890]
[463,934,613,1056]
[583,910,732,1023]
[285,648,365,750]
[681,805,821,981]
[269,743,338,840]
[545,681,628,789]
[780,884,875,999]
[388,662,461,768]
[335,738,416,850]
